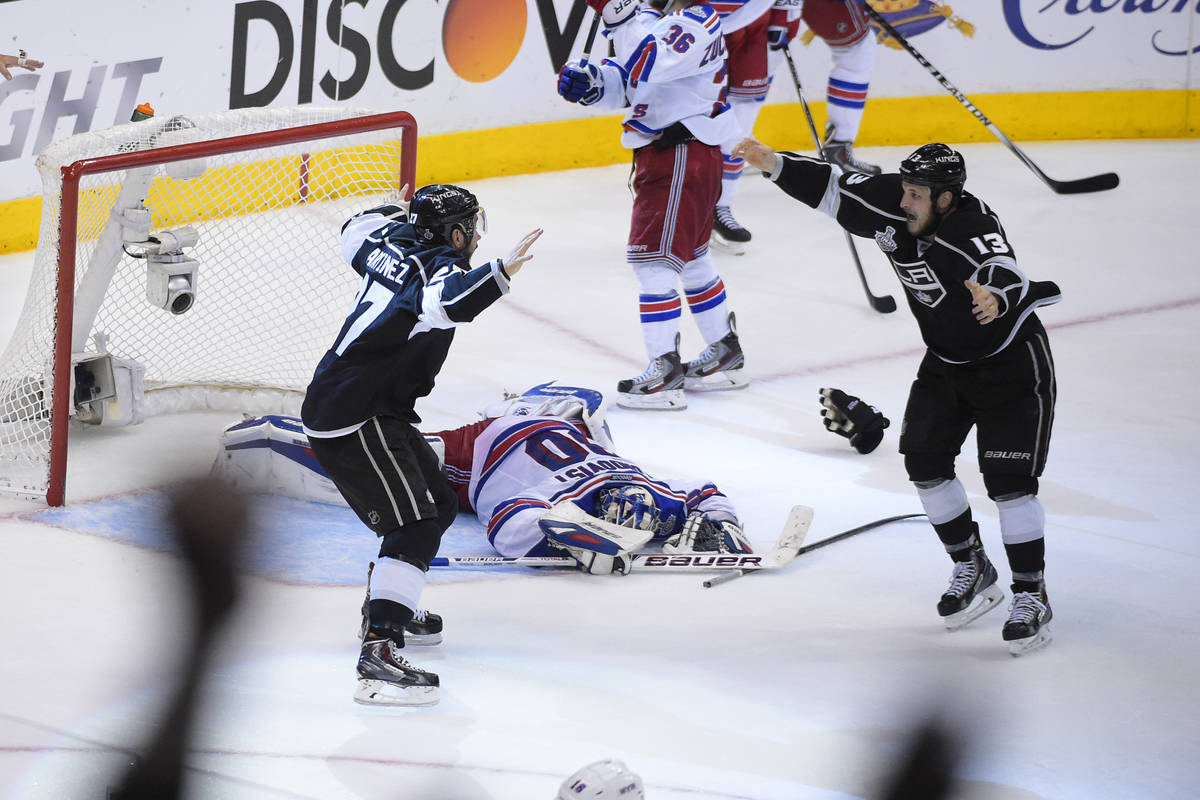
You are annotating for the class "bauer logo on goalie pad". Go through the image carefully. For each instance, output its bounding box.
[637,554,764,568]
[892,260,946,308]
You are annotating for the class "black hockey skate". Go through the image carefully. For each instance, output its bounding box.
[684,313,748,392]
[711,205,751,255]
[616,349,686,411]
[355,637,440,706]
[824,125,881,176]
[937,543,1004,631]
[1002,582,1053,656]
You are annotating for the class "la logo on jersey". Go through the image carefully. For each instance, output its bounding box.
[891,259,946,307]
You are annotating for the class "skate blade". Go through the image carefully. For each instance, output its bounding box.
[404,632,443,646]
[615,389,686,411]
[709,234,747,256]
[684,370,749,392]
[942,583,1005,631]
[354,679,439,707]
[1008,626,1052,657]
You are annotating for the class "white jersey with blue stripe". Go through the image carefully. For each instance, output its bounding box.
[468,415,738,557]
[709,0,775,32]
[590,4,741,150]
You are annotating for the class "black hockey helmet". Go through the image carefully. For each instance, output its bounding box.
[409,184,486,248]
[899,143,966,203]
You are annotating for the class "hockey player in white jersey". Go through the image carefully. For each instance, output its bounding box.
[429,383,752,573]
[712,0,882,254]
[557,0,750,409]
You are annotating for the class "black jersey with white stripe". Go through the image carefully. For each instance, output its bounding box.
[768,153,1061,364]
[301,204,511,435]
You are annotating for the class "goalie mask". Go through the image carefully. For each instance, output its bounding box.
[557,758,645,799]
[594,485,659,534]
[409,184,487,251]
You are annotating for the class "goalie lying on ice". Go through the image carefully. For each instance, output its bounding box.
[213,383,751,574]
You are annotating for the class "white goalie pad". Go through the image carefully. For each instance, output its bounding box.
[211,415,348,506]
[211,415,446,505]
[210,415,447,506]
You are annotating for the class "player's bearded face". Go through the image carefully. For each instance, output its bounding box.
[900,182,939,237]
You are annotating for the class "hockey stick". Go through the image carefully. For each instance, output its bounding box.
[861,4,1118,195]
[782,47,897,315]
[430,505,814,574]
[702,511,925,588]
[579,10,603,66]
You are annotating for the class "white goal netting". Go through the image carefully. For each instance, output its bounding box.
[0,106,416,502]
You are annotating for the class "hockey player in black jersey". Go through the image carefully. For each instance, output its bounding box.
[301,185,542,703]
[736,137,1058,655]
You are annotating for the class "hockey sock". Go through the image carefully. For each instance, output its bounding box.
[1004,539,1046,584]
[638,290,682,357]
[719,152,743,208]
[683,276,732,344]
[826,36,874,142]
[826,76,869,142]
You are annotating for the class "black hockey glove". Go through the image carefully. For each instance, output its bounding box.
[819,387,890,454]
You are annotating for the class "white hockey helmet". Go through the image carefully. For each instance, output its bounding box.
[557,758,645,799]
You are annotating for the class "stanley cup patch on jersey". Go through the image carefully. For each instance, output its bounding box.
[892,259,946,307]
[874,225,898,252]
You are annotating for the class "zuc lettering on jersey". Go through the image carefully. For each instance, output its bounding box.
[0,58,160,164]
[1003,0,1200,55]
[230,0,600,108]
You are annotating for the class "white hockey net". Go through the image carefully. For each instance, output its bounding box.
[0,106,417,503]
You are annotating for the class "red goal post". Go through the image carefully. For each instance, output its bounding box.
[0,107,417,505]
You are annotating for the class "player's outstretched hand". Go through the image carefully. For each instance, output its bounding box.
[0,51,43,80]
[502,228,543,276]
[965,280,998,325]
[733,137,779,174]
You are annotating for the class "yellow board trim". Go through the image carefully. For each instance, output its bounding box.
[3,89,1197,255]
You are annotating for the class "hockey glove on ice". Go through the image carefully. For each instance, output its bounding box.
[819,387,890,455]
[586,0,640,29]
[663,512,753,555]
[557,60,604,106]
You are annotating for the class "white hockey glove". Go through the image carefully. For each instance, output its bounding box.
[539,500,654,575]
[663,512,753,555]
[585,0,640,29]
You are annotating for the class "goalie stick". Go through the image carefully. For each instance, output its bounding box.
[429,505,814,574]
[861,4,1118,195]
[702,512,925,588]
[782,47,896,315]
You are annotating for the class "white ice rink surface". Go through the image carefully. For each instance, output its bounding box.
[1,139,1198,799]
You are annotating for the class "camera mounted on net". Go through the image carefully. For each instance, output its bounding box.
[119,205,201,315]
